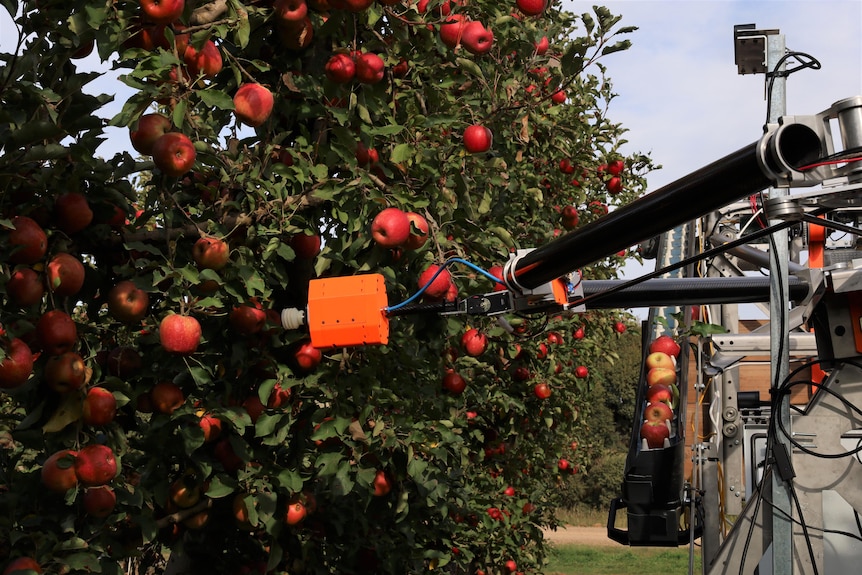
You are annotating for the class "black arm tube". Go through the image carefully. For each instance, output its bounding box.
[579,276,809,309]
[507,142,774,290]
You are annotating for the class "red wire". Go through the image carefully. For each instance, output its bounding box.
[798,156,862,171]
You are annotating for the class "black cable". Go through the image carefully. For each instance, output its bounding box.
[759,486,862,543]
[788,475,820,575]
[765,51,822,124]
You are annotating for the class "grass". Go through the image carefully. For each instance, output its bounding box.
[545,544,701,575]
[556,506,618,528]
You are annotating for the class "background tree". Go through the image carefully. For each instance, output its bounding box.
[0,0,654,573]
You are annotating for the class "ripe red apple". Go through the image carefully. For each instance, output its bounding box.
[442,370,466,394]
[354,53,385,84]
[8,216,48,264]
[36,310,78,356]
[645,400,674,427]
[274,0,308,23]
[534,35,549,54]
[290,232,321,259]
[403,212,429,250]
[438,13,467,48]
[504,559,517,573]
[463,124,492,153]
[41,449,78,493]
[418,263,452,299]
[151,381,185,414]
[606,176,623,195]
[547,331,563,345]
[74,444,117,487]
[140,0,185,24]
[551,89,566,104]
[574,365,588,378]
[649,335,681,358]
[488,265,506,291]
[83,387,118,426]
[461,328,487,357]
[503,486,516,497]
[613,320,626,333]
[372,470,391,496]
[159,314,202,355]
[608,159,625,175]
[355,142,380,166]
[152,132,197,177]
[192,236,230,270]
[461,21,493,54]
[46,253,85,297]
[645,351,673,370]
[292,338,322,371]
[645,384,673,407]
[371,207,410,247]
[44,352,87,393]
[0,338,34,389]
[557,458,570,471]
[184,39,223,78]
[7,268,43,306]
[588,200,608,215]
[516,0,545,15]
[646,367,677,387]
[2,557,42,575]
[199,412,222,442]
[229,303,267,336]
[234,83,274,127]
[285,500,307,525]
[82,485,117,518]
[573,327,585,340]
[325,53,355,83]
[107,346,142,378]
[533,382,551,399]
[561,205,579,230]
[53,192,93,234]
[107,280,150,323]
[640,419,670,449]
[130,113,171,155]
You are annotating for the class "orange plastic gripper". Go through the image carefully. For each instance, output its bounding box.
[306,274,389,348]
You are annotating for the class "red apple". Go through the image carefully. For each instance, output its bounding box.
[608,159,625,175]
[372,470,391,496]
[36,310,78,356]
[461,328,487,357]
[2,557,42,575]
[199,412,222,442]
[130,113,171,155]
[644,400,673,425]
[107,280,150,323]
[461,21,493,55]
[442,370,466,394]
[547,331,563,345]
[285,500,307,525]
[649,335,681,358]
[355,142,380,166]
[8,216,47,264]
[371,207,410,247]
[418,263,452,299]
[534,35,549,54]
[234,83,274,127]
[152,132,197,177]
[646,367,677,387]
[83,387,118,426]
[574,365,588,378]
[41,449,78,493]
[504,559,517,573]
[557,458,570,471]
[588,200,608,215]
[640,419,670,449]
[438,13,467,48]
[159,314,202,355]
[44,352,87,393]
[192,236,230,270]
[82,485,117,518]
[46,253,85,297]
[0,338,34,389]
[573,327,585,340]
[516,0,545,15]
[140,0,185,24]
[325,53,355,83]
[551,89,566,104]
[107,346,142,378]
[290,232,321,259]
[151,381,185,414]
[533,382,551,399]
[561,205,579,230]
[184,39,223,78]
[274,0,308,23]
[645,384,673,407]
[613,320,626,333]
[7,268,44,306]
[229,303,267,336]
[277,15,314,50]
[645,351,673,370]
[404,212,429,250]
[354,53,385,84]
[606,176,623,195]
[74,444,117,487]
[292,338,322,372]
[488,265,506,291]
[53,192,93,234]
[503,486,516,496]
[463,124,492,153]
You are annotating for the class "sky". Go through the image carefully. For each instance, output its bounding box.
[2,1,861,318]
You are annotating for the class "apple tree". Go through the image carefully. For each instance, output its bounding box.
[0,0,653,573]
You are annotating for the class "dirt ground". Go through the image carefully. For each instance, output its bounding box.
[542,526,621,547]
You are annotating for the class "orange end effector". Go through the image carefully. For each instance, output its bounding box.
[306,274,389,348]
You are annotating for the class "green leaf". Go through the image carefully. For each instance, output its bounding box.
[172,98,187,129]
[206,474,238,498]
[315,452,343,476]
[455,57,484,80]
[601,40,632,57]
[390,143,413,164]
[276,468,304,492]
[198,89,236,110]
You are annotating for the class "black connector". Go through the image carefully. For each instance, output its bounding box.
[772,442,796,482]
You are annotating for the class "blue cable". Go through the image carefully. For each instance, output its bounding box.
[384,257,504,313]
